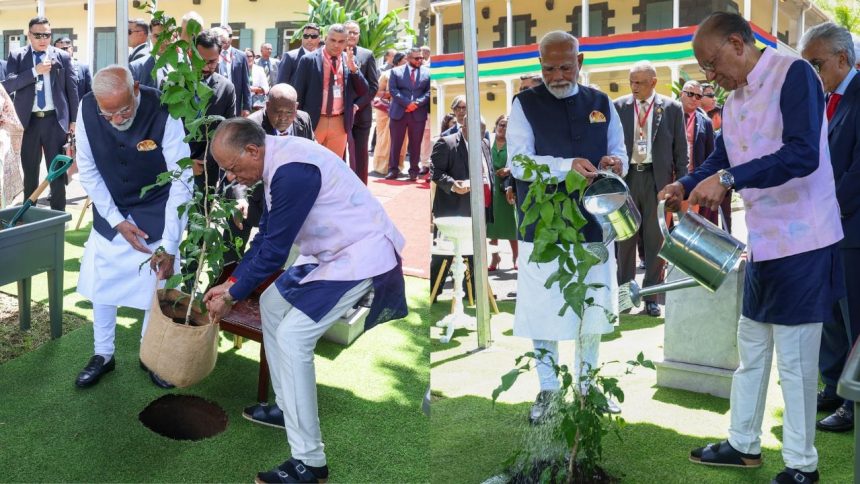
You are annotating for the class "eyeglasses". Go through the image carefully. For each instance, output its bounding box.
[303,34,320,39]
[128,29,145,35]
[703,93,716,98]
[541,63,576,74]
[97,104,133,120]
[682,91,703,100]
[30,32,52,40]
[698,38,731,73]
[810,54,836,74]
[453,105,467,111]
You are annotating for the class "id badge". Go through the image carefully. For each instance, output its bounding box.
[636,139,647,156]
[333,85,343,98]
[35,79,44,91]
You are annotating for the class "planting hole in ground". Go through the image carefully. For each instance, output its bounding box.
[139,394,228,440]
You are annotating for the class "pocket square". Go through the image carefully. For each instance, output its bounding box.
[137,139,158,151]
[589,110,607,123]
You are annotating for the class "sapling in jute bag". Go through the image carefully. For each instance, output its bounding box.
[140,289,219,388]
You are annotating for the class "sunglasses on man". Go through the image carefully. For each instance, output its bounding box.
[703,93,716,98]
[30,31,52,40]
[303,33,320,39]
[683,91,703,100]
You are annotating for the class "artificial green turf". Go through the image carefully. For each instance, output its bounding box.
[0,215,430,483]
[430,300,855,483]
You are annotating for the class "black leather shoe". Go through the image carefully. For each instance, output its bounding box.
[817,389,842,412]
[255,458,329,483]
[75,355,115,388]
[243,402,285,429]
[138,359,175,389]
[771,467,819,484]
[408,174,418,181]
[418,167,429,176]
[817,404,853,432]
[644,302,661,317]
[384,170,399,180]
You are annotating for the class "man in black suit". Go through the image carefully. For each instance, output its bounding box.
[225,83,315,266]
[276,23,321,86]
[129,18,167,89]
[54,37,92,100]
[343,20,379,184]
[2,16,79,211]
[191,29,237,189]
[614,60,687,317]
[800,22,860,433]
[216,25,251,117]
[128,18,150,63]
[292,23,368,160]
[429,116,493,297]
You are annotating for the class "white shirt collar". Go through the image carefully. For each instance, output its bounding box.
[834,67,857,95]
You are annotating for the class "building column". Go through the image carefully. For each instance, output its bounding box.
[580,70,589,86]
[37,0,45,17]
[408,0,418,37]
[220,0,230,27]
[673,0,679,28]
[379,0,389,15]
[435,8,444,54]
[87,0,95,69]
[117,0,129,67]
[437,83,446,135]
[670,64,680,89]
[506,0,513,47]
[743,0,751,20]
[504,78,513,108]
[581,0,589,37]
[771,0,779,36]
[797,2,809,44]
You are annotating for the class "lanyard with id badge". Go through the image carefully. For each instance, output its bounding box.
[633,99,654,158]
[326,53,344,100]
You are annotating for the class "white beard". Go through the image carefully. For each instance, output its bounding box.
[546,82,577,99]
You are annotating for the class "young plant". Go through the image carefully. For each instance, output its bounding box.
[137,4,242,324]
[492,155,653,482]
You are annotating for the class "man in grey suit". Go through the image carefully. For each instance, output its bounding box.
[276,23,321,86]
[614,60,688,317]
[257,42,279,87]
[54,37,92,100]
[344,20,379,184]
[2,16,79,211]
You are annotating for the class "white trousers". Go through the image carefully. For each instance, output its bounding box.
[533,335,601,392]
[92,304,151,356]
[259,279,373,467]
[727,316,821,472]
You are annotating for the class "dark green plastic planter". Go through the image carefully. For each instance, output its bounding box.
[0,206,71,338]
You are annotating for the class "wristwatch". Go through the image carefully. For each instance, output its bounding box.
[717,169,734,189]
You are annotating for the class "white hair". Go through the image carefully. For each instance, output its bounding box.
[181,11,204,26]
[92,65,134,98]
[799,22,856,67]
[682,80,701,91]
[630,60,657,77]
[539,30,579,57]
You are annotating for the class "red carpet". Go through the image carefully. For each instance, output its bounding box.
[370,175,430,279]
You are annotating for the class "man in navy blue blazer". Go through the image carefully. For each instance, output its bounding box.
[54,37,92,100]
[276,23,321,86]
[292,24,368,160]
[801,22,860,433]
[2,16,79,211]
[217,25,251,117]
[385,47,430,181]
[678,81,720,225]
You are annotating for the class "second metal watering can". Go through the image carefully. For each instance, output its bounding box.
[582,171,641,244]
[624,200,745,308]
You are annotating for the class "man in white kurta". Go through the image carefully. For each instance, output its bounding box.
[74,65,191,388]
[507,31,628,423]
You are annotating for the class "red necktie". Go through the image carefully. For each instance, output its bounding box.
[826,93,842,121]
[410,67,416,85]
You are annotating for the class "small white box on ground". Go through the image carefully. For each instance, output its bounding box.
[322,306,370,346]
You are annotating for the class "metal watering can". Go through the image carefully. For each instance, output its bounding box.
[626,199,745,307]
[582,171,641,245]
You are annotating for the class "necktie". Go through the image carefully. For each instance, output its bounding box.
[34,51,46,110]
[826,93,842,121]
[410,67,416,85]
[326,55,337,116]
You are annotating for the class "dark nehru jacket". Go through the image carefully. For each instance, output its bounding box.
[514,83,611,243]
[81,86,171,243]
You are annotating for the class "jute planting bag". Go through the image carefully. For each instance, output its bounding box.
[140,289,219,388]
